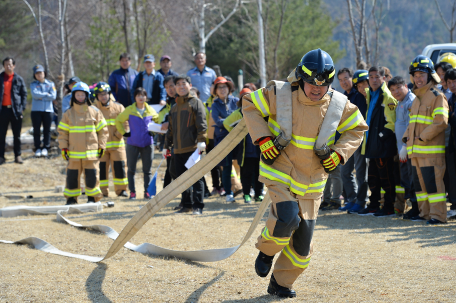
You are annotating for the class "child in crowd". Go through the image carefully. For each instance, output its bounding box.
[94,82,129,198]
[58,82,108,205]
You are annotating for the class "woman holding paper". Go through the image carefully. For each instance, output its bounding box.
[115,87,159,200]
[211,77,240,203]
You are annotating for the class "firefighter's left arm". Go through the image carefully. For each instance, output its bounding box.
[332,102,368,163]
[96,110,108,150]
[223,108,243,132]
[420,94,449,142]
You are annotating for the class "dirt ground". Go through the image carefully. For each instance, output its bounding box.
[1,152,456,302]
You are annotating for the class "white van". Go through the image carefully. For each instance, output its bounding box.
[422,43,456,64]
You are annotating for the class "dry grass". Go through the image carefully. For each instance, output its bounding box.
[1,152,456,302]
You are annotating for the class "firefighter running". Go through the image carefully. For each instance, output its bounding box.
[402,55,449,224]
[93,82,129,198]
[242,49,368,298]
[58,82,108,205]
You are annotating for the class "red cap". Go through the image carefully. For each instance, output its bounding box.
[160,55,171,62]
[239,88,252,97]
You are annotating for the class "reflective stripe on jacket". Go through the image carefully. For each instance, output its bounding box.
[58,103,108,160]
[403,82,448,158]
[242,82,368,199]
[94,98,126,151]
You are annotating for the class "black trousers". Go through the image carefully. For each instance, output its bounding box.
[31,111,53,150]
[0,107,22,158]
[207,139,222,190]
[170,151,204,209]
[368,156,396,210]
[240,157,264,196]
[164,156,172,188]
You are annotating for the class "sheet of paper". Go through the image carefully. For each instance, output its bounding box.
[150,104,164,113]
[147,122,167,134]
[185,149,201,169]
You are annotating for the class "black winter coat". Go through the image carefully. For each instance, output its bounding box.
[0,72,27,118]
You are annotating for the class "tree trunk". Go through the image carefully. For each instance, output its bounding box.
[57,0,68,125]
[257,0,267,87]
[199,0,205,53]
[272,0,288,79]
[122,0,130,54]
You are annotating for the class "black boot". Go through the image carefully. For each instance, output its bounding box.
[267,274,296,298]
[87,196,96,203]
[118,190,128,197]
[66,197,77,205]
[403,202,420,220]
[255,251,274,277]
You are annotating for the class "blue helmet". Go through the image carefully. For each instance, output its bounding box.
[71,82,90,94]
[296,49,335,86]
[94,82,111,94]
[352,70,369,86]
[409,55,440,84]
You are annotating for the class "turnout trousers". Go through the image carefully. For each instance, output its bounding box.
[64,159,103,202]
[99,149,128,196]
[411,157,446,222]
[256,180,319,289]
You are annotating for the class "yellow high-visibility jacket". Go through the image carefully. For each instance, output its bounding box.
[58,103,108,160]
[94,100,126,150]
[242,80,368,199]
[403,82,448,158]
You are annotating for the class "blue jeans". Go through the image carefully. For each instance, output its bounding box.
[341,145,369,206]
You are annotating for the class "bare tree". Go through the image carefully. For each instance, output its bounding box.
[272,0,289,79]
[434,0,456,43]
[371,0,387,66]
[346,0,368,69]
[22,0,50,74]
[57,0,68,123]
[191,0,241,53]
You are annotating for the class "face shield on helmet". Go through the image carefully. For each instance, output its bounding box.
[352,70,369,87]
[94,82,112,103]
[295,49,335,87]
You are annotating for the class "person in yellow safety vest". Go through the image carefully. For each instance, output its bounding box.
[93,82,129,198]
[242,49,368,298]
[58,82,108,205]
[402,55,449,224]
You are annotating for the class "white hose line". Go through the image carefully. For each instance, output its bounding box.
[0,120,270,262]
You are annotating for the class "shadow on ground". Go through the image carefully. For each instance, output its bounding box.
[317,210,456,248]
[85,263,112,303]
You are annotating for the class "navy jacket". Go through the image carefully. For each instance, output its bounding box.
[448,94,456,152]
[0,72,27,118]
[345,87,367,119]
[363,85,397,159]
[131,70,166,105]
[211,95,239,144]
[108,67,138,108]
[158,68,179,77]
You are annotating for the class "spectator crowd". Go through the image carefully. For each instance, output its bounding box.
[1,49,456,223]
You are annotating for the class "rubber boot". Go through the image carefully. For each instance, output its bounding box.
[87,196,96,203]
[66,197,77,205]
[403,201,420,220]
[255,251,274,277]
[267,274,296,298]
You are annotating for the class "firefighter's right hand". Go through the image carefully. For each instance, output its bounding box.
[259,137,280,160]
[162,149,171,158]
[61,148,69,161]
[123,132,131,138]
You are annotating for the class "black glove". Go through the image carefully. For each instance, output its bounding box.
[402,137,408,144]
[148,131,154,136]
[123,132,131,138]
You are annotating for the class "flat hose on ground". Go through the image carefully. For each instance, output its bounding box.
[0,119,271,263]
